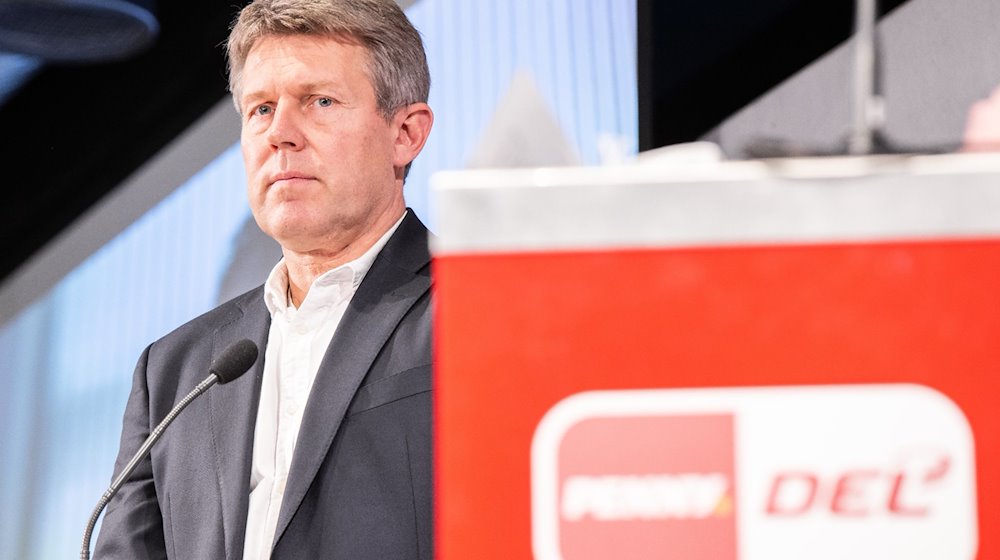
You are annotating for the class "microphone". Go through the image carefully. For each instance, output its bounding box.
[80,339,259,560]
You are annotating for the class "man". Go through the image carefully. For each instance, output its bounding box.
[94,1,434,558]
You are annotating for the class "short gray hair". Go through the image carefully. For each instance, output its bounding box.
[227,0,430,121]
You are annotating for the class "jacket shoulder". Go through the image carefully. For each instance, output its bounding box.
[154,285,264,348]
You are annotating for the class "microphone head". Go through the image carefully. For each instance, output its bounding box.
[210,339,259,384]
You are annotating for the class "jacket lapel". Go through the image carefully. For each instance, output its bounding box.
[208,290,270,560]
[271,213,432,549]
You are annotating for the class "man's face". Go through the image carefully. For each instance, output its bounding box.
[239,34,403,253]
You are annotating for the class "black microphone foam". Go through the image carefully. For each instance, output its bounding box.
[210,339,259,384]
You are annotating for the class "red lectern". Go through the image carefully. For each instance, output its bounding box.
[432,153,1000,560]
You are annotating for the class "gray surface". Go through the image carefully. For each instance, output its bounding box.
[711,0,1000,156]
[432,153,1000,254]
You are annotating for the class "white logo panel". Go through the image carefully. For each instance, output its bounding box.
[531,384,977,560]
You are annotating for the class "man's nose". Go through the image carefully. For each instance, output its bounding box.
[266,105,305,150]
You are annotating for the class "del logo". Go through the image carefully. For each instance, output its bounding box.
[531,384,978,560]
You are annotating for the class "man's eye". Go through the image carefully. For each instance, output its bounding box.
[253,104,272,117]
[316,97,333,108]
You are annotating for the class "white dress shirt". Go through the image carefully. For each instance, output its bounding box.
[242,215,404,560]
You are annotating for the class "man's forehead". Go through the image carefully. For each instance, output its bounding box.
[246,35,358,72]
[244,35,369,80]
[235,33,376,110]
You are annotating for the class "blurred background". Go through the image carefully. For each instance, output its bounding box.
[0,0,996,557]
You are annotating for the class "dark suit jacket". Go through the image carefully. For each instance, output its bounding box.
[94,212,433,559]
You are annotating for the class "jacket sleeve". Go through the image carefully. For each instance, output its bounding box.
[92,344,169,559]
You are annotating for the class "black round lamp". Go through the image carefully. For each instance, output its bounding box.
[0,0,158,63]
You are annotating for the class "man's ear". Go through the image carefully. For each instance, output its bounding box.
[392,102,434,169]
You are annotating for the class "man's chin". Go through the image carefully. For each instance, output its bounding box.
[269,228,344,255]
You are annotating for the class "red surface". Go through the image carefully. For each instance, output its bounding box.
[434,239,1000,559]
[557,415,736,560]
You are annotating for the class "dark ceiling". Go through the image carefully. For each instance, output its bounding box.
[0,0,908,285]
[638,0,908,150]
[0,1,245,285]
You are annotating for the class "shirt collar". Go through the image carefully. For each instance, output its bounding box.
[262,211,407,315]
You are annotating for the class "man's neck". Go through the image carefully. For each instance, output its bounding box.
[283,207,405,308]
